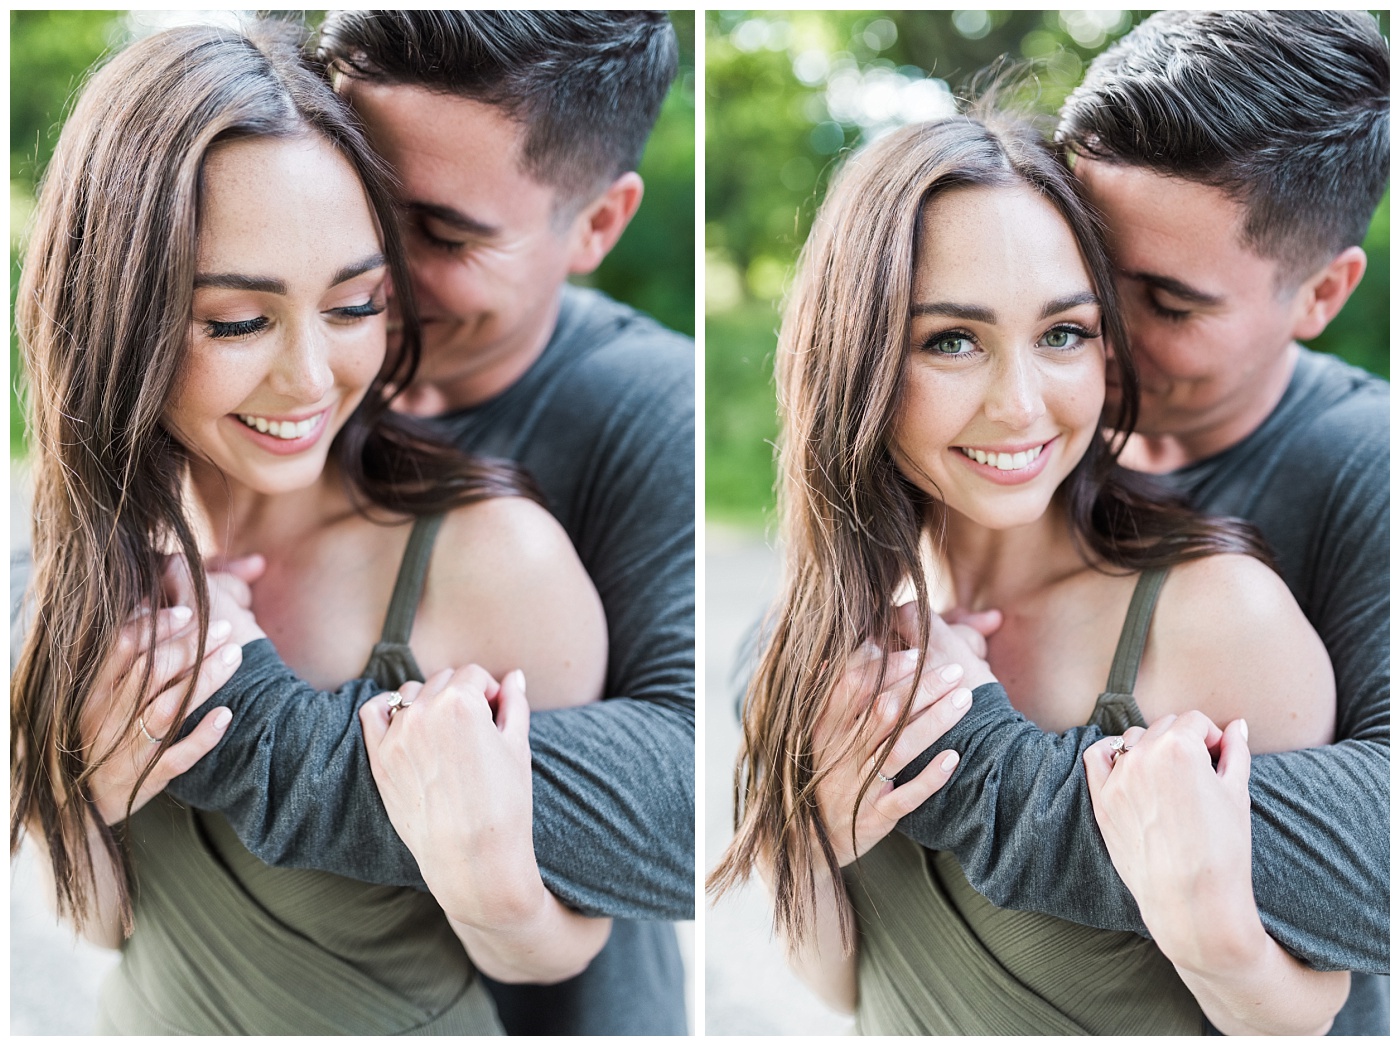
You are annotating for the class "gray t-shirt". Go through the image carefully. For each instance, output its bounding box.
[895,347,1388,1033]
[165,286,695,1034]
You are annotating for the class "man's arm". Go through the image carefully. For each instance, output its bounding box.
[896,462,1388,974]
[170,346,696,921]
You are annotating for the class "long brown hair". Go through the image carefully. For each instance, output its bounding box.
[11,20,537,933]
[708,116,1270,949]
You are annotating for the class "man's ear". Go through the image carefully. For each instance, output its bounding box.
[1291,245,1367,341]
[566,172,645,276]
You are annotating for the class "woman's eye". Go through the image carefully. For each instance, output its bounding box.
[203,317,267,340]
[331,300,386,321]
[928,333,975,356]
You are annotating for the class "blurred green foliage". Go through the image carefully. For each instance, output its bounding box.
[706,10,1391,524]
[9,10,694,457]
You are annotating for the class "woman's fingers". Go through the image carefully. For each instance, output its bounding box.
[495,669,530,755]
[877,749,962,820]
[136,635,243,742]
[870,679,973,781]
[141,705,233,792]
[1216,719,1251,792]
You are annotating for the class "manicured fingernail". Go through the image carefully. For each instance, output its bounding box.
[897,648,920,666]
[219,644,242,665]
[858,640,882,659]
[940,751,960,772]
[213,708,232,730]
[951,687,972,709]
[170,605,192,623]
[1239,719,1248,742]
[210,619,232,640]
[510,669,526,694]
[939,663,964,683]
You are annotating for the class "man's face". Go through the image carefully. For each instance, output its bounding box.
[1075,159,1310,443]
[343,81,582,401]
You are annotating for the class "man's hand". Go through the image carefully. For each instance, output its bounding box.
[161,553,268,646]
[361,665,542,929]
[814,642,975,867]
[1084,713,1257,970]
[893,600,1001,689]
[81,606,241,824]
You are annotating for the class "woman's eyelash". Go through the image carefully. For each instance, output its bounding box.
[335,301,386,319]
[203,317,267,340]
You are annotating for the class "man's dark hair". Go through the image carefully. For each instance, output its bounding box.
[319,10,678,202]
[1058,10,1389,282]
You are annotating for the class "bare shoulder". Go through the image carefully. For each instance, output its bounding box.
[416,497,608,710]
[1139,554,1336,753]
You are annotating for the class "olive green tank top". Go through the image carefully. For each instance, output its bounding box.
[851,567,1207,1036]
[97,515,504,1035]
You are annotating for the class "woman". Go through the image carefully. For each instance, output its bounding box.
[11,22,607,1034]
[710,116,1346,1034]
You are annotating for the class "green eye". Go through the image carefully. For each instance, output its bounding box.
[932,334,973,355]
[1044,329,1070,348]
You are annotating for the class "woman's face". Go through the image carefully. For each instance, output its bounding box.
[891,184,1106,532]
[165,134,388,496]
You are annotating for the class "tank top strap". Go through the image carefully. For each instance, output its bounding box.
[379,513,445,646]
[1088,567,1170,734]
[1104,566,1170,695]
[360,513,444,688]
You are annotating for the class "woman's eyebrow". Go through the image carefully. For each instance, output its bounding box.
[193,272,286,293]
[1039,291,1098,319]
[330,252,386,287]
[910,301,996,322]
[191,252,385,293]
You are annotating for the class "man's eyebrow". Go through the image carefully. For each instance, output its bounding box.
[1124,270,1224,307]
[408,201,499,238]
[330,253,386,287]
[910,301,996,323]
[193,273,287,293]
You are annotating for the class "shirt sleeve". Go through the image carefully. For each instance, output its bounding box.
[167,365,696,922]
[897,440,1389,975]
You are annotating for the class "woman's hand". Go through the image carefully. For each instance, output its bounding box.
[81,606,241,825]
[1084,712,1250,966]
[361,665,536,927]
[361,667,610,982]
[814,641,975,867]
[1085,714,1347,1034]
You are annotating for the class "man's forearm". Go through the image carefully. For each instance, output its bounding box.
[899,682,1389,974]
[169,639,696,919]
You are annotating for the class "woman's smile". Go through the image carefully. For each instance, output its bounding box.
[953,436,1058,484]
[229,407,333,454]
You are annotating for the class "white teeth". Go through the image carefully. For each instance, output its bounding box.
[238,412,322,440]
[960,443,1046,471]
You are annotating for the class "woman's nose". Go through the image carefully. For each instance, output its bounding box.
[271,325,334,402]
[984,352,1045,429]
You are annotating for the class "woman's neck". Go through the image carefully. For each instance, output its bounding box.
[183,460,354,559]
[931,496,1087,610]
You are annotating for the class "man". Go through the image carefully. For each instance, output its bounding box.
[161,12,694,1036]
[880,9,1387,1035]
